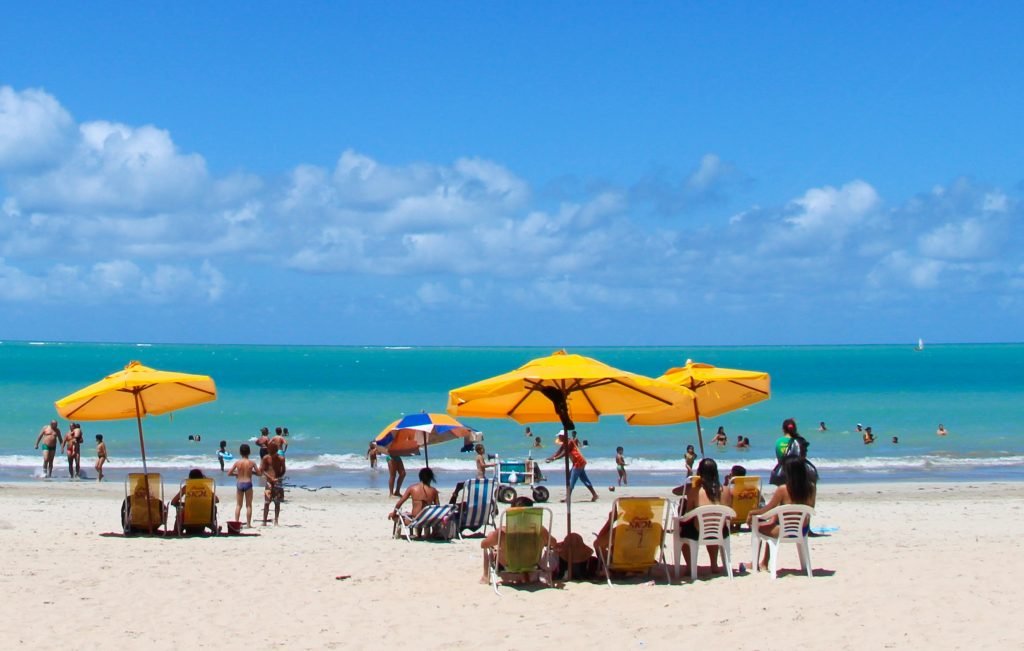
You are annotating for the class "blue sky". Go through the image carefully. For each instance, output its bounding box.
[1,3,1022,345]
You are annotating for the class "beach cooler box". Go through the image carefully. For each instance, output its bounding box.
[496,458,549,504]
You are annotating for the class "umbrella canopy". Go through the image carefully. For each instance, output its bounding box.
[55,360,217,470]
[448,350,695,557]
[447,350,694,425]
[374,412,478,465]
[625,360,770,455]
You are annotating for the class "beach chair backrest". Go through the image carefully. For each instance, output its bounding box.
[687,505,736,544]
[461,478,494,529]
[181,478,215,526]
[128,473,163,527]
[730,476,761,523]
[501,507,546,573]
[776,505,813,541]
[609,497,667,572]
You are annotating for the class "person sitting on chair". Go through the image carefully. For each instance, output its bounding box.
[170,468,219,534]
[390,467,440,525]
[479,496,556,584]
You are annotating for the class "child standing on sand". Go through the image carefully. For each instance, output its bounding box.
[94,435,107,482]
[615,446,628,486]
[227,443,262,527]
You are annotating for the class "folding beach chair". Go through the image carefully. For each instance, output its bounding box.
[393,504,456,541]
[597,497,671,585]
[174,477,218,535]
[729,476,762,531]
[456,477,498,537]
[488,506,556,594]
[121,473,167,534]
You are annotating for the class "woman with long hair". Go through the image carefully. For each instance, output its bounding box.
[747,456,817,569]
[676,457,733,576]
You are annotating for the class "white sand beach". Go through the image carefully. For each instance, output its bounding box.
[2,480,1022,650]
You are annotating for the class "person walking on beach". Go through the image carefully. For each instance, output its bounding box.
[94,434,107,482]
[260,440,286,525]
[228,443,262,527]
[35,420,63,478]
[615,446,628,486]
[367,442,379,469]
[546,432,599,502]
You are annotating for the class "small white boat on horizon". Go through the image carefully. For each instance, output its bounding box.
[915,337,924,351]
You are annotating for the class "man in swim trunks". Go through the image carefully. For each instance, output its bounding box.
[260,440,286,525]
[228,443,262,527]
[35,420,62,478]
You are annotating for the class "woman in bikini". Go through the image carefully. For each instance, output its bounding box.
[390,467,440,523]
[747,455,816,570]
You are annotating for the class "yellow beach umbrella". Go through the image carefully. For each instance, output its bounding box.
[448,350,695,546]
[625,360,770,456]
[55,360,217,473]
[447,350,693,425]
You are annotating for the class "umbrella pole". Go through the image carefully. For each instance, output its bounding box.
[693,396,705,457]
[424,439,430,468]
[564,451,573,579]
[134,391,154,534]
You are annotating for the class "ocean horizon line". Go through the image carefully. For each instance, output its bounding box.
[3,339,1022,349]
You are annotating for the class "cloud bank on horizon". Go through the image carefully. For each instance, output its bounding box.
[0,85,1021,345]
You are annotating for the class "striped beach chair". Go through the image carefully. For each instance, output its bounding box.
[457,477,497,538]
[393,504,456,541]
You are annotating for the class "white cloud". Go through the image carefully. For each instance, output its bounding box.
[1,86,1023,326]
[784,180,880,232]
[10,120,208,212]
[686,154,731,192]
[918,218,994,260]
[0,257,225,304]
[0,86,74,171]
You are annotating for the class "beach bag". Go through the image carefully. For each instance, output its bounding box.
[770,439,818,486]
[769,439,802,486]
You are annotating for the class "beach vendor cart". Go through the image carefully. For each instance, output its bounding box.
[494,453,550,503]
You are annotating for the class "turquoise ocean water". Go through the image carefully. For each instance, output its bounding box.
[2,341,1022,487]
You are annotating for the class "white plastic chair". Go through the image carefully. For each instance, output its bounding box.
[750,504,815,579]
[673,505,736,581]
